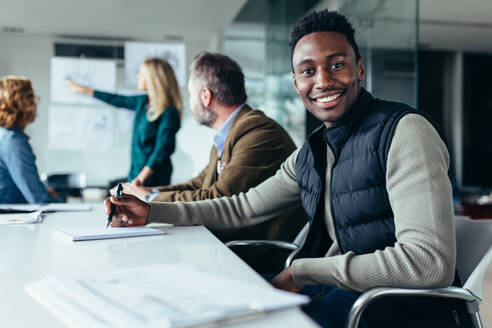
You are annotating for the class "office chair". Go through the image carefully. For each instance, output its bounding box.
[42,172,87,201]
[346,217,491,328]
[227,217,491,328]
[225,222,309,272]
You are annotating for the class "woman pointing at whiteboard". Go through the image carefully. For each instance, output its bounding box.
[68,58,182,187]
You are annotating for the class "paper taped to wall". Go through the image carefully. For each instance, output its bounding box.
[50,57,116,105]
[48,104,113,151]
[125,42,186,87]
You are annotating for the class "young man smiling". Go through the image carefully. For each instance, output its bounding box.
[292,31,363,126]
[106,10,468,328]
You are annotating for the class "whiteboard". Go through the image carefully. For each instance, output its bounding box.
[50,57,116,105]
[48,104,113,151]
[125,42,186,87]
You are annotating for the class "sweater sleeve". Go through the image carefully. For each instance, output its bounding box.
[146,108,180,170]
[149,117,296,202]
[3,134,57,203]
[291,114,456,292]
[93,90,144,110]
[147,149,302,227]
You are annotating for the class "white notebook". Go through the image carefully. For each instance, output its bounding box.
[56,226,164,241]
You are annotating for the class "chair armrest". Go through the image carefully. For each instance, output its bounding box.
[346,287,481,328]
[226,240,299,270]
[225,240,299,251]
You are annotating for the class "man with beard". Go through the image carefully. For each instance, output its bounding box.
[116,51,305,245]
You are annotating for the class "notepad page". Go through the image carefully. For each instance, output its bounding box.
[55,226,164,241]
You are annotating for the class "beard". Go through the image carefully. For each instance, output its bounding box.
[192,104,217,127]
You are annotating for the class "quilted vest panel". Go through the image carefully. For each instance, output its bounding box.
[295,89,444,257]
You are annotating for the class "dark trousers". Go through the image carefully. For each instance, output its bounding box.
[262,275,471,328]
[300,285,366,328]
[301,285,472,328]
[260,275,365,328]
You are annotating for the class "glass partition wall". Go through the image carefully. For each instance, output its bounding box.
[222,0,418,140]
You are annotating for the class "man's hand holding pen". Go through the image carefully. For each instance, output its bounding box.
[104,193,150,227]
[109,182,152,200]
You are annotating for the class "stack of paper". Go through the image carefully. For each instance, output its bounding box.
[25,263,309,328]
[0,203,92,213]
[0,211,44,225]
[0,204,92,225]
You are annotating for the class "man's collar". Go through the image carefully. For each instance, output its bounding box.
[322,88,373,157]
[306,88,373,159]
[213,104,245,157]
[308,88,371,134]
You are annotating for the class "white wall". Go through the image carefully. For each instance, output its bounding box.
[0,33,216,186]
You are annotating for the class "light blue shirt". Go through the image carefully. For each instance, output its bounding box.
[146,104,245,202]
[213,104,245,157]
[0,127,56,204]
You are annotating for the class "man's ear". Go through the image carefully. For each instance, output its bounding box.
[200,87,212,107]
[292,72,300,94]
[357,57,365,82]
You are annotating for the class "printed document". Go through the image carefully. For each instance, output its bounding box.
[25,263,309,327]
[0,211,43,225]
[0,204,92,213]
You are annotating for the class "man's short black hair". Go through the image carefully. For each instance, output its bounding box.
[290,10,361,69]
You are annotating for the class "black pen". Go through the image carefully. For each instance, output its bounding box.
[106,183,123,228]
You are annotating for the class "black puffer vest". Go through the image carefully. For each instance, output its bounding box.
[295,89,444,259]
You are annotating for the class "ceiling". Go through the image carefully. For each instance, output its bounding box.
[0,0,247,42]
[420,0,492,53]
[1,0,492,53]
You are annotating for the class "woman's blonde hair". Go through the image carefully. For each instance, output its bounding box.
[141,58,183,121]
[0,76,37,129]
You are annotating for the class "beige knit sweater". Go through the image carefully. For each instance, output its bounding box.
[148,114,456,292]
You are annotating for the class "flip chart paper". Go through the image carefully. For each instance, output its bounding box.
[125,42,186,87]
[51,57,116,105]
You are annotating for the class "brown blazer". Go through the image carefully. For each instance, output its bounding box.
[153,105,307,243]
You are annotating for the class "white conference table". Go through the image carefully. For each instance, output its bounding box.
[0,203,317,327]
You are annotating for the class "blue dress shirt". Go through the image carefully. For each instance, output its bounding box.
[0,127,56,203]
[146,104,245,202]
[213,104,245,157]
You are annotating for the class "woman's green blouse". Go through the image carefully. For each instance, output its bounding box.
[94,90,180,186]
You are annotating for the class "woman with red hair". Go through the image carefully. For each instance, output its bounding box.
[0,76,58,203]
